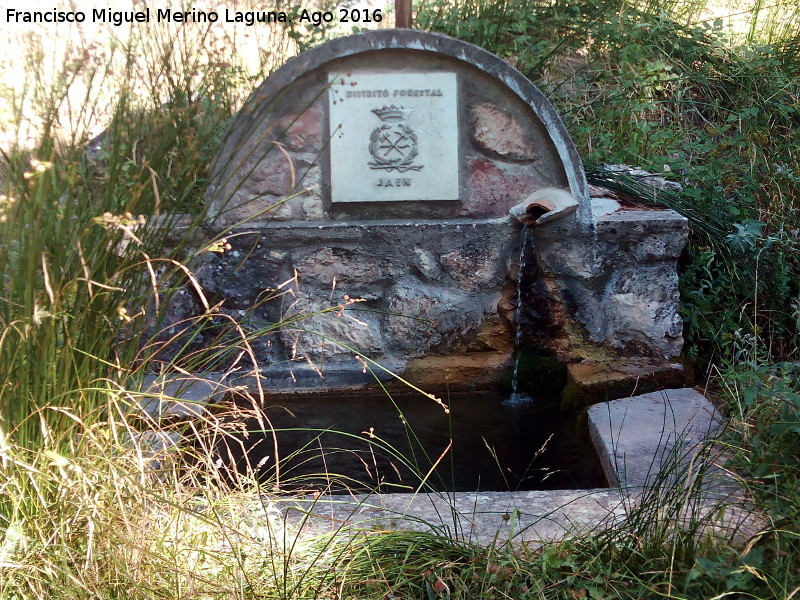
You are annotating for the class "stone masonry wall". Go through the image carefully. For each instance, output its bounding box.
[195,220,520,379]
[201,33,585,383]
[198,30,687,389]
[207,50,570,227]
[530,208,689,359]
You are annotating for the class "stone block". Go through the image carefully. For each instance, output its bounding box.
[411,247,442,281]
[590,197,621,218]
[301,194,325,219]
[402,352,514,389]
[465,158,537,217]
[279,294,386,360]
[386,279,482,356]
[562,360,690,409]
[602,262,683,357]
[439,243,505,291]
[276,102,323,152]
[294,247,387,287]
[247,150,295,196]
[587,388,724,488]
[470,102,536,161]
[594,210,689,260]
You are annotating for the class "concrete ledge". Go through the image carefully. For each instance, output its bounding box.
[247,360,406,393]
[233,216,514,230]
[239,486,762,550]
[562,360,690,409]
[268,489,624,546]
[595,207,688,229]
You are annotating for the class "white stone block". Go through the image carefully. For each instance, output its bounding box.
[328,71,459,202]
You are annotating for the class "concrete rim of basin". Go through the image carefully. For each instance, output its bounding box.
[137,380,764,548]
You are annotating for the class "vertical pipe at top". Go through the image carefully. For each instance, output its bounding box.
[395,0,412,28]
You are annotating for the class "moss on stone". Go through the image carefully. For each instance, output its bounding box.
[560,382,589,411]
[502,347,567,397]
[560,361,692,410]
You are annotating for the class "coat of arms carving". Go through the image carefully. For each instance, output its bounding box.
[367,105,423,173]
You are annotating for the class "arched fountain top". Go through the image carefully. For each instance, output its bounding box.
[209,28,590,227]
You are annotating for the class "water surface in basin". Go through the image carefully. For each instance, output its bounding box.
[222,390,607,493]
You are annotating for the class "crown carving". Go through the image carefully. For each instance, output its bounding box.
[371,105,410,122]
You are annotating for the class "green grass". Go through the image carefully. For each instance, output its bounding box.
[0,0,798,598]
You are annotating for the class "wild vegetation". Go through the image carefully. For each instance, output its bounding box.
[0,0,798,598]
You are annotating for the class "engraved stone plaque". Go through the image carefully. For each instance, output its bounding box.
[328,72,459,203]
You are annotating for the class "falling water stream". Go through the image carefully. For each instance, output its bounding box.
[508,224,531,405]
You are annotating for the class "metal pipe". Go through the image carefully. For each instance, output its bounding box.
[395,0,412,28]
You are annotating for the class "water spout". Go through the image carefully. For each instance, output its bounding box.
[509,188,578,225]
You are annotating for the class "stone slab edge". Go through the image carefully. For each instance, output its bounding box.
[587,388,723,488]
[245,485,761,549]
[267,489,624,547]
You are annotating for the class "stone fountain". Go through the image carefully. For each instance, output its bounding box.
[197,29,689,403]
[132,30,763,543]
